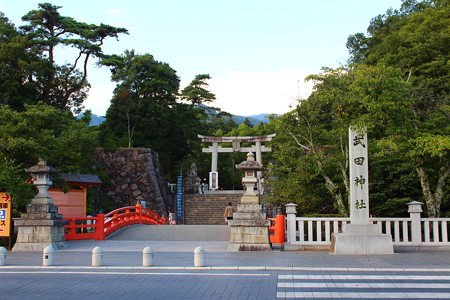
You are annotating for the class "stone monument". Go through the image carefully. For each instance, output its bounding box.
[12,159,68,251]
[183,163,201,194]
[227,152,271,251]
[332,128,393,254]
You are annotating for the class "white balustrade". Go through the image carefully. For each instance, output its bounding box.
[422,218,450,245]
[285,202,450,248]
[293,217,350,244]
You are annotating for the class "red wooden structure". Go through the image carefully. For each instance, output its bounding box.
[63,204,166,241]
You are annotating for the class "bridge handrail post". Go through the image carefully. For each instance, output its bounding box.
[67,218,76,236]
[95,214,105,240]
[136,204,143,224]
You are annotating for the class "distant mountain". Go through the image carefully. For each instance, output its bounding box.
[232,115,259,126]
[89,114,106,126]
[249,113,273,124]
[233,113,278,126]
[77,108,275,127]
[76,112,105,126]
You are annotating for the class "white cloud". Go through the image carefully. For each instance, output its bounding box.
[107,8,128,16]
[208,68,314,116]
[83,85,114,116]
[104,8,130,30]
[85,68,315,117]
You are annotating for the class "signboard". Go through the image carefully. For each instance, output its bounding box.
[0,192,11,237]
[176,174,183,222]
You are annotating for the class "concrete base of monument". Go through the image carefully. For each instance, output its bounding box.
[227,242,272,251]
[332,224,394,255]
[227,203,272,251]
[12,241,68,252]
[227,224,272,251]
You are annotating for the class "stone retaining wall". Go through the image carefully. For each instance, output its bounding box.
[95,148,174,217]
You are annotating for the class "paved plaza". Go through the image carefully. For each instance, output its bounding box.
[2,240,450,299]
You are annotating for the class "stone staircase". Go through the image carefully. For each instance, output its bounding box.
[184,192,243,225]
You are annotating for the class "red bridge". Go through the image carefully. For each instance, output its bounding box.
[63,204,166,241]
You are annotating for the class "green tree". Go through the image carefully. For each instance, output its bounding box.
[204,109,238,134]
[346,0,450,216]
[268,64,419,216]
[7,3,128,112]
[101,50,180,147]
[101,50,207,180]
[0,103,99,212]
[180,74,216,105]
[0,13,36,110]
[243,117,254,128]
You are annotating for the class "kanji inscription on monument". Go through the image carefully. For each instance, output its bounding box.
[349,127,369,224]
[332,127,393,254]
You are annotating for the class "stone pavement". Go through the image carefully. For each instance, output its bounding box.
[108,224,231,241]
[3,239,450,270]
[3,240,450,299]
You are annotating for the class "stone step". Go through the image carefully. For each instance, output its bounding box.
[184,193,242,225]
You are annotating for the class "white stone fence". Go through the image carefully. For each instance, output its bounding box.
[285,202,450,250]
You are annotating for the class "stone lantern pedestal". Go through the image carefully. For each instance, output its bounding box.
[227,153,271,251]
[12,159,68,252]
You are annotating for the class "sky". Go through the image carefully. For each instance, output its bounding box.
[0,0,403,116]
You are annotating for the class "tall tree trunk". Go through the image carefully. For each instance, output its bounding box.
[321,172,348,216]
[416,166,450,217]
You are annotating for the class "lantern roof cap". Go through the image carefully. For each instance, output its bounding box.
[25,158,59,174]
[235,152,263,171]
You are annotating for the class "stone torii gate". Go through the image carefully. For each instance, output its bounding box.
[198,134,276,190]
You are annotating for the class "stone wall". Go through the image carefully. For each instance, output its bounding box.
[183,193,243,225]
[95,148,173,217]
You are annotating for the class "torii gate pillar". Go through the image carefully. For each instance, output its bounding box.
[198,134,276,190]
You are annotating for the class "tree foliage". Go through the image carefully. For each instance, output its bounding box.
[0,103,99,213]
[346,0,450,217]
[267,62,446,217]
[0,3,128,113]
[100,50,207,180]
[180,74,216,105]
[268,0,449,217]
[0,13,36,110]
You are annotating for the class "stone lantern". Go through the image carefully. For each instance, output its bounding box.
[12,159,68,252]
[25,158,59,205]
[235,152,263,202]
[227,152,271,251]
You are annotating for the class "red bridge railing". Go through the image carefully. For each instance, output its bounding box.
[63,204,166,241]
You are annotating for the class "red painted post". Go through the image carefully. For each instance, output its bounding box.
[136,204,142,224]
[68,219,76,236]
[269,214,286,244]
[95,214,105,240]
